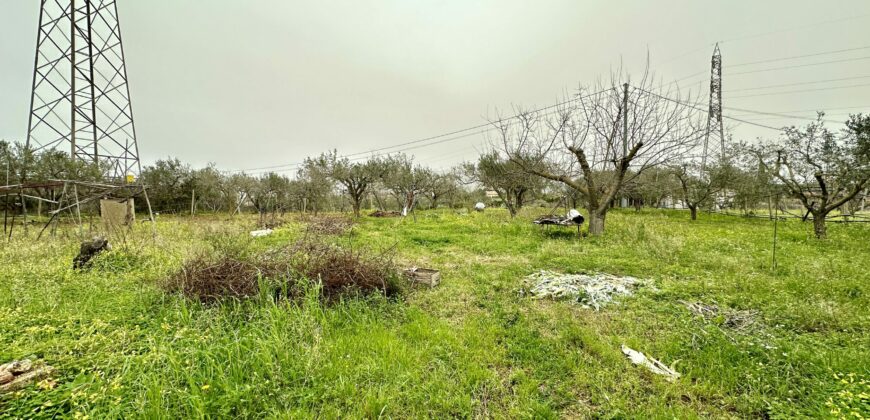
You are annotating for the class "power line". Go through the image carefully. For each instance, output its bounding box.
[654,14,870,71]
[722,106,843,123]
[726,75,870,92]
[675,50,870,91]
[727,56,870,77]
[719,13,870,44]
[638,87,783,131]
[728,105,869,115]
[726,82,870,99]
[727,45,870,68]
[230,89,611,174]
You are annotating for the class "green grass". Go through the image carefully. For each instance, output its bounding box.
[1,209,868,418]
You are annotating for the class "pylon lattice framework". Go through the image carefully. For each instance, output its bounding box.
[26,0,140,180]
[702,43,726,171]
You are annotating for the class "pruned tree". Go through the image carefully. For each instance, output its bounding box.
[297,156,335,215]
[426,172,460,209]
[625,167,680,209]
[464,151,540,217]
[317,151,384,217]
[752,114,870,239]
[380,154,432,216]
[140,158,193,212]
[497,72,703,235]
[673,163,732,220]
[188,164,225,213]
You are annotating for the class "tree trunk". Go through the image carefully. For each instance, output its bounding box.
[588,211,606,236]
[689,205,698,220]
[813,213,827,239]
[352,201,361,218]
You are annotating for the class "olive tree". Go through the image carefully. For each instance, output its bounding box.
[464,151,540,217]
[317,151,385,217]
[673,163,734,220]
[381,154,432,216]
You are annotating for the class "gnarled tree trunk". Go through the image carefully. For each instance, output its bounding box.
[812,213,827,239]
[588,211,606,236]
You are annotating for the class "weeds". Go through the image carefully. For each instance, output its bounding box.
[1,210,868,418]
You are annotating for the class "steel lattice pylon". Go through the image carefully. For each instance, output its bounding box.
[26,0,140,180]
[702,43,726,171]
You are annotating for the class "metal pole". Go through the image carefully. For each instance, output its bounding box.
[3,160,8,234]
[85,0,99,165]
[772,196,779,273]
[621,83,629,208]
[74,184,83,238]
[114,0,142,177]
[25,1,47,148]
[70,0,77,159]
[141,186,157,239]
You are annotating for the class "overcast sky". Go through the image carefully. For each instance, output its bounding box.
[1,1,869,175]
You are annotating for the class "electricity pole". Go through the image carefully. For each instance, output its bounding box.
[621,82,629,208]
[26,0,141,181]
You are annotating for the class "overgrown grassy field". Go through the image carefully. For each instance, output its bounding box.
[1,209,868,418]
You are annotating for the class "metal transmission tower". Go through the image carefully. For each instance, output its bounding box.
[26,0,141,180]
[702,43,726,171]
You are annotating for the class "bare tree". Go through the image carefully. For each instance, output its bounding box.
[497,71,703,235]
[752,114,870,239]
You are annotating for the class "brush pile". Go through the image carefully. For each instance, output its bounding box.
[521,270,647,310]
[167,238,401,303]
[305,215,354,235]
[167,257,264,303]
[283,240,401,299]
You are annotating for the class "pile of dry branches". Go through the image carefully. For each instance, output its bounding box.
[167,238,401,303]
[166,257,264,303]
[282,240,401,300]
[304,215,354,235]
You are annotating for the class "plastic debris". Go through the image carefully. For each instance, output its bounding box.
[249,229,273,238]
[521,270,647,310]
[621,345,680,382]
